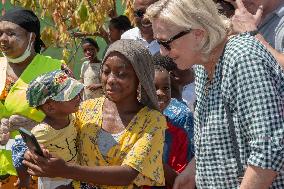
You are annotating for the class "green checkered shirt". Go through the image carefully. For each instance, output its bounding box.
[194,33,284,188]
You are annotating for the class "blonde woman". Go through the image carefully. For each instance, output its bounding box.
[146,0,284,189]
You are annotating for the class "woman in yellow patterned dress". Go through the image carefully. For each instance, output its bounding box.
[23,40,167,189]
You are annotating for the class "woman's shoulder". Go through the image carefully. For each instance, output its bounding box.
[225,33,274,61]
[223,33,280,72]
[137,106,167,129]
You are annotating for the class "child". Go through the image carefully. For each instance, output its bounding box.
[108,15,132,43]
[12,70,84,189]
[153,53,196,112]
[149,54,194,189]
[80,38,103,100]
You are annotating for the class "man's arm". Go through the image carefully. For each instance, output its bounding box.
[254,34,284,68]
[229,0,284,68]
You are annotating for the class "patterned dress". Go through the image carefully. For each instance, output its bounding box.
[75,97,166,189]
[194,33,284,188]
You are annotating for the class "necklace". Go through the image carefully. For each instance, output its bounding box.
[204,77,212,96]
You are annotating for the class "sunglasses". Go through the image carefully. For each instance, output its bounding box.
[134,9,145,18]
[157,29,192,51]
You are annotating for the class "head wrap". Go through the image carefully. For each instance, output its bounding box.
[103,39,159,110]
[0,8,44,53]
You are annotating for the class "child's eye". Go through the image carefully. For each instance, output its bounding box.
[164,87,170,91]
[102,69,110,75]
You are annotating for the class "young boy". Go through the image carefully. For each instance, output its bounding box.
[149,54,194,189]
[12,70,84,189]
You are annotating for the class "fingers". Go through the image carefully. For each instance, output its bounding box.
[38,144,52,158]
[223,0,237,9]
[9,115,37,131]
[1,118,9,127]
[23,159,42,176]
[24,150,33,161]
[235,0,245,10]
[43,148,52,158]
[24,149,48,166]
[254,5,263,25]
[32,152,49,165]
[26,167,38,176]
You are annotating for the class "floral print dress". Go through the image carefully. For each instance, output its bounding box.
[75,97,167,189]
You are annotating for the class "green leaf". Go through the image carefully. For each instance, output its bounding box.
[77,2,88,22]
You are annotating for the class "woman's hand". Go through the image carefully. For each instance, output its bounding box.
[23,149,68,178]
[86,83,102,91]
[9,115,37,131]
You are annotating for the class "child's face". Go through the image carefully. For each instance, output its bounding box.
[42,93,82,116]
[154,70,171,112]
[108,25,122,43]
[82,43,97,62]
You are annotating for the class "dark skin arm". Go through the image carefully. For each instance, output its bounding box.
[163,163,178,188]
[14,166,31,188]
[23,150,139,186]
[86,83,103,91]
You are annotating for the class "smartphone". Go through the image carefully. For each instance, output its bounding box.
[18,127,44,156]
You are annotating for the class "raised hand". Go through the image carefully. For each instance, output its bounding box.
[230,0,263,33]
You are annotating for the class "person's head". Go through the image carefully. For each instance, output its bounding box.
[153,64,171,112]
[108,15,132,43]
[213,0,235,17]
[81,38,99,63]
[133,0,158,36]
[153,53,194,100]
[146,0,230,70]
[102,39,159,110]
[27,70,84,117]
[0,8,45,63]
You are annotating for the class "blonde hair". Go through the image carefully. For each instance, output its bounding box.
[146,0,231,54]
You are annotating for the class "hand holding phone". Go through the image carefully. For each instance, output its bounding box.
[18,127,44,157]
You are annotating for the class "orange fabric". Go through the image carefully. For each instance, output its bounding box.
[0,175,37,189]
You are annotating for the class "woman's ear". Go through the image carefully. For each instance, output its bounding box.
[192,29,207,51]
[193,29,206,42]
[30,32,36,43]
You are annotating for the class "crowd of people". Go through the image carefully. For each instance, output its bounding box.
[0,0,283,189]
